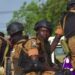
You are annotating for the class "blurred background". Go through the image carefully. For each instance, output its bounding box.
[0,0,67,36]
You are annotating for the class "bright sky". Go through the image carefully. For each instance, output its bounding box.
[0,0,32,33]
[0,0,46,34]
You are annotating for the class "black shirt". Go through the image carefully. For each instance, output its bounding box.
[60,12,75,39]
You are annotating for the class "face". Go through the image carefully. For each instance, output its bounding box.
[68,36,75,55]
[37,27,50,40]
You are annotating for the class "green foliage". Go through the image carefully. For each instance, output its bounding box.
[9,0,67,36]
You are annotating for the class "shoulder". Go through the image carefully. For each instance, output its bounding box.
[0,36,9,45]
[24,37,41,50]
[60,12,69,27]
[60,12,68,22]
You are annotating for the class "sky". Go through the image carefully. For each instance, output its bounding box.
[0,0,46,34]
[0,0,32,33]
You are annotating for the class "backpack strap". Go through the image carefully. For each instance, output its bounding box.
[1,39,10,66]
[62,13,69,30]
[0,38,2,51]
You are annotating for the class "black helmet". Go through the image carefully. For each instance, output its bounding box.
[34,20,53,33]
[67,0,75,10]
[7,22,24,35]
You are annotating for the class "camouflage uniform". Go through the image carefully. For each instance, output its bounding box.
[0,32,11,75]
[23,37,55,75]
[18,20,63,75]
[60,0,75,74]
[7,22,28,75]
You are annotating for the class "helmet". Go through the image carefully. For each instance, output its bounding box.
[7,22,24,35]
[67,0,75,10]
[34,20,53,33]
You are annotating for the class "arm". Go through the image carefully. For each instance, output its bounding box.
[50,25,63,53]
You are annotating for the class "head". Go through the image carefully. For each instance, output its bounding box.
[7,22,24,45]
[67,36,75,56]
[7,22,24,36]
[67,0,75,10]
[34,20,53,40]
[0,32,4,37]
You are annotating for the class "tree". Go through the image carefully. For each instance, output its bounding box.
[9,0,67,36]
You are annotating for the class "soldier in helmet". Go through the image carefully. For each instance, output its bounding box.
[18,19,63,75]
[7,22,28,75]
[59,0,75,74]
[7,22,25,45]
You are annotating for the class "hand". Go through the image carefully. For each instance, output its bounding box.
[55,25,63,36]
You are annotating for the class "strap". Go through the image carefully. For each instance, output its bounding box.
[16,39,26,44]
[0,39,2,51]
[63,14,67,30]
[1,43,9,65]
[3,44,9,60]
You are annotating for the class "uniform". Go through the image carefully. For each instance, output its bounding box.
[19,37,55,75]
[18,20,63,75]
[0,36,11,62]
[11,39,27,75]
[7,22,28,75]
[0,34,11,75]
[60,0,75,39]
[60,1,75,73]
[60,11,75,39]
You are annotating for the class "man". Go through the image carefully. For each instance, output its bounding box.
[60,0,75,39]
[18,19,63,75]
[0,32,5,65]
[7,22,28,75]
[0,32,11,75]
[60,0,75,74]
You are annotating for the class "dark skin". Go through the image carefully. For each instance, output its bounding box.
[34,27,55,71]
[31,27,50,62]
[37,26,63,53]
[34,26,63,71]
[22,26,63,74]
[37,27,50,41]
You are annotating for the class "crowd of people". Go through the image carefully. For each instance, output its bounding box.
[0,0,75,75]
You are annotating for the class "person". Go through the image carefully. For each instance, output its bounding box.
[60,0,75,39]
[0,32,11,75]
[18,19,63,75]
[7,22,28,75]
[62,36,75,75]
[59,0,75,74]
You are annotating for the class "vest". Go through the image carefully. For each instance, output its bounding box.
[18,37,61,73]
[61,11,75,39]
[11,39,27,75]
[0,36,10,66]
